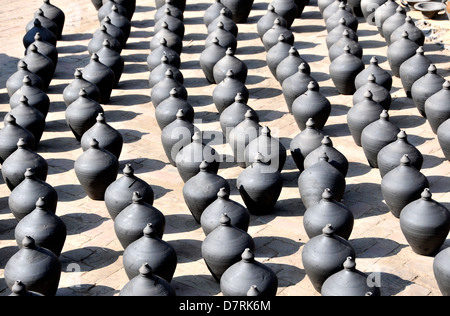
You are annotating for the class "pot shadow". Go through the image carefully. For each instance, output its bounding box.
[188,94,214,107]
[237,32,259,41]
[236,45,266,55]
[359,39,387,49]
[62,33,93,41]
[168,238,203,263]
[194,111,220,124]
[427,53,450,65]
[427,175,450,194]
[60,246,122,271]
[344,182,389,218]
[183,44,206,54]
[350,237,407,258]
[123,53,149,62]
[357,29,381,37]
[172,274,221,296]
[322,122,352,137]
[38,137,80,153]
[346,161,373,178]
[130,18,155,29]
[124,40,151,50]
[54,184,87,202]
[117,129,149,144]
[291,24,326,33]
[389,114,426,129]
[129,30,152,38]
[377,272,414,296]
[164,214,200,235]
[310,71,331,82]
[183,76,211,88]
[182,16,204,25]
[43,119,71,133]
[49,100,68,113]
[0,196,10,215]
[181,59,201,69]
[244,59,270,70]
[117,79,149,90]
[47,158,76,174]
[0,218,16,240]
[390,96,417,111]
[56,284,117,296]
[248,87,282,99]
[122,63,149,74]
[183,32,207,41]
[270,263,306,288]
[57,45,87,54]
[421,154,446,169]
[103,110,141,122]
[118,157,167,174]
[60,213,109,236]
[108,93,150,106]
[247,73,271,84]
[0,245,19,269]
[258,109,286,122]
[151,184,173,200]
[301,53,326,63]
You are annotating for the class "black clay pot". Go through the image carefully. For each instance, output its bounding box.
[303,188,354,240]
[318,0,335,14]
[373,0,398,36]
[390,16,425,47]
[204,0,232,27]
[0,114,36,163]
[301,224,356,293]
[9,280,44,296]
[26,9,59,39]
[201,187,250,235]
[4,236,61,296]
[321,256,381,296]
[323,0,352,21]
[360,110,400,168]
[10,76,50,118]
[354,56,392,91]
[329,45,364,95]
[114,192,166,249]
[266,34,292,78]
[400,189,450,256]
[151,69,188,108]
[155,8,185,40]
[122,223,177,281]
[298,152,346,209]
[220,248,278,296]
[262,18,294,52]
[9,168,58,221]
[147,38,181,71]
[82,53,115,104]
[156,88,194,130]
[352,74,391,110]
[237,153,284,215]
[1,138,48,191]
[202,213,255,281]
[433,247,450,296]
[199,37,227,84]
[387,31,419,78]
[290,118,325,171]
[411,64,445,118]
[23,19,57,49]
[95,39,125,87]
[21,44,55,91]
[270,0,298,28]
[381,5,406,43]
[183,161,230,223]
[282,63,318,113]
[361,0,387,25]
[161,109,198,166]
[276,46,311,85]
[228,110,261,168]
[220,0,254,23]
[213,70,249,114]
[98,0,129,23]
[106,4,131,40]
[257,4,287,39]
[149,55,184,89]
[25,32,58,68]
[438,118,450,162]
[207,8,238,37]
[99,16,127,47]
[381,154,429,218]
[328,29,363,62]
[150,22,183,55]
[120,263,176,296]
[88,25,123,56]
[103,0,136,20]
[104,164,154,220]
[15,197,66,257]
[9,95,45,145]
[156,0,185,11]
[6,60,44,97]
[213,48,248,85]
[292,81,331,131]
[175,131,221,183]
[326,2,358,33]
[205,22,238,52]
[74,138,119,200]
[65,89,105,141]
[399,47,431,98]
[303,135,349,177]
[39,0,65,39]
[347,0,363,16]
[326,17,359,50]
[377,130,423,178]
[63,69,101,107]
[425,81,450,134]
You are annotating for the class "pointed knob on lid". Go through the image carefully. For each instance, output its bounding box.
[74,68,83,78]
[19,95,29,105]
[288,46,298,56]
[254,152,265,163]
[24,168,35,178]
[34,32,42,42]
[343,45,351,54]
[298,62,307,73]
[96,112,106,123]
[277,33,286,42]
[176,108,185,119]
[139,263,154,277]
[379,109,389,120]
[443,80,450,90]
[343,256,356,270]
[33,19,42,27]
[367,73,376,83]
[5,113,17,125]
[22,236,36,249]
[273,17,282,26]
[416,46,424,55]
[165,68,174,78]
[321,135,333,146]
[225,69,235,78]
[339,17,346,25]
[160,54,169,63]
[91,53,100,62]
[308,81,319,91]
[89,138,100,149]
[261,126,271,136]
[322,188,333,201]
[143,223,156,237]
[17,138,28,149]
[160,37,168,46]
[199,160,210,171]
[342,29,349,37]
[400,154,411,166]
[401,30,409,39]
[363,90,373,100]
[29,44,38,53]
[217,187,229,199]
[241,248,255,262]
[305,118,316,129]
[102,39,111,48]
[318,152,329,162]
[212,37,220,45]
[18,60,28,69]
[397,130,407,141]
[428,64,437,74]
[35,197,46,209]
[244,109,253,120]
[421,188,432,200]
[11,280,28,295]
[322,223,335,236]
[369,56,378,65]
[132,191,143,203]
[192,131,202,143]
[234,92,244,103]
[217,21,225,29]
[225,47,234,56]
[247,285,261,296]
[220,213,231,226]
[123,163,134,176]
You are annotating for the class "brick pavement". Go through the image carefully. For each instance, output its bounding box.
[0,0,449,296]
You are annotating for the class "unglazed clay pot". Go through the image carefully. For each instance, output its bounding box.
[120,263,176,296]
[9,95,45,145]
[25,32,58,68]
[6,60,44,97]
[266,34,293,78]
[424,81,450,134]
[207,8,238,37]
[149,22,183,55]
[0,114,36,163]
[74,138,119,200]
[382,6,407,45]
[328,29,363,62]
[213,48,248,84]
[326,2,358,32]
[95,39,125,87]
[257,4,287,39]
[9,280,44,296]
[220,248,278,296]
[98,16,127,47]
[354,56,392,91]
[381,154,429,218]
[373,0,398,36]
[26,9,59,39]
[199,37,226,84]
[220,0,254,23]
[23,19,57,49]
[269,0,298,28]
[4,236,61,296]
[88,25,123,56]
[399,47,431,98]
[204,0,232,27]
[329,45,364,95]
[276,46,311,85]
[151,69,188,108]
[400,189,450,256]
[106,4,131,40]
[262,18,294,52]
[352,74,391,110]
[390,16,425,47]
[213,70,249,114]
[63,69,101,107]
[147,38,181,71]
[155,88,194,130]
[201,213,255,281]
[21,44,54,91]
[323,0,352,21]
[433,247,450,296]
[39,0,65,39]
[360,0,387,24]
[98,1,128,23]
[282,63,317,113]
[154,7,185,40]
[302,224,355,293]
[122,223,177,281]
[205,21,237,52]
[438,118,450,162]
[82,53,115,104]
[411,64,445,118]
[387,31,419,78]
[104,164,154,220]
[326,17,359,50]
[290,118,324,171]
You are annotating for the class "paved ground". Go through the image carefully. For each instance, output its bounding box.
[0,0,449,296]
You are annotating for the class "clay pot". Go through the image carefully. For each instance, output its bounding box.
[1,138,48,191]
[266,34,292,78]
[303,135,349,177]
[23,19,57,49]
[437,118,450,162]
[199,37,227,84]
[382,6,407,45]
[74,138,119,200]
[424,81,450,134]
[207,8,238,37]
[88,25,123,56]
[80,113,124,159]
[276,46,311,84]
[204,0,232,27]
[106,5,131,40]
[4,236,61,296]
[373,0,399,36]
[104,164,154,220]
[120,263,176,296]
[301,224,356,293]
[98,0,129,23]
[323,0,352,21]
[39,0,65,39]
[262,18,295,52]
[433,247,450,296]
[220,0,254,23]
[354,56,392,91]
[9,168,58,221]
[10,76,50,118]
[63,69,101,107]
[26,9,59,39]
[326,17,359,50]
[201,187,250,235]
[220,248,278,296]
[318,0,335,14]
[150,22,183,55]
[25,32,58,67]
[244,126,287,172]
[82,53,115,104]
[9,280,44,296]
[298,152,346,209]
[228,110,262,168]
[289,118,325,171]
[21,44,55,91]
[202,213,255,281]
[292,81,331,131]
[205,22,238,52]
[147,38,181,71]
[6,60,44,96]
[377,130,423,178]
[361,0,387,24]
[183,161,230,223]
[328,29,363,62]
[326,2,358,33]
[387,31,420,78]
[360,110,400,168]
[155,0,186,11]
[347,0,364,16]
[390,16,425,47]
[282,63,318,113]
[154,8,185,40]
[237,153,284,215]
[257,4,287,39]
[213,48,248,84]
[213,70,249,114]
[15,197,66,257]
[219,93,259,141]
[156,88,194,130]
[321,257,381,296]
[9,95,45,145]
[400,189,450,256]
[270,0,298,28]
[329,45,365,95]
[65,88,105,141]
[103,0,136,20]
[399,47,431,98]
[99,16,127,47]
[122,223,177,281]
[303,189,354,240]
[381,154,429,218]
[114,192,166,249]
[161,109,198,166]
[353,74,391,110]
[0,114,36,163]
[95,39,125,87]
[151,69,188,108]
[411,64,445,118]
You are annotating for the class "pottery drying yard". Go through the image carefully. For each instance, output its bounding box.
[0,0,449,297]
